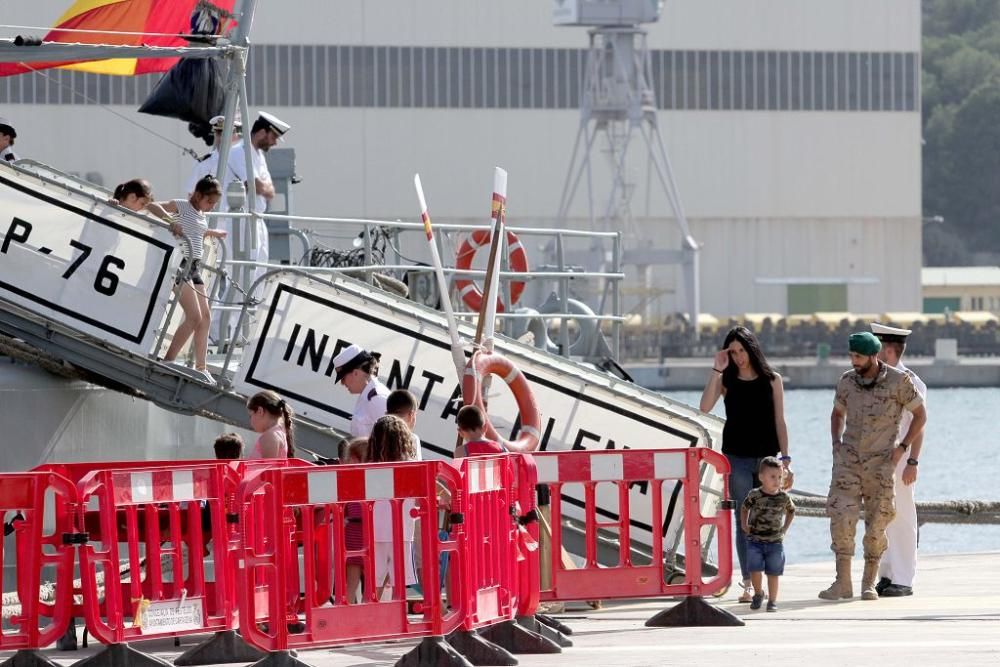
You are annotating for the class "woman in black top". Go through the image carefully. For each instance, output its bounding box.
[700,326,791,603]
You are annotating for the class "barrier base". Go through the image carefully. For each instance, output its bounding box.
[535,613,573,636]
[395,636,473,667]
[247,650,313,667]
[446,630,518,666]
[644,596,746,627]
[0,649,62,667]
[478,621,561,655]
[71,643,174,667]
[515,616,572,648]
[174,631,266,666]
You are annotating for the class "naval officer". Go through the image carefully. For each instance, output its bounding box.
[871,322,927,597]
[332,344,389,438]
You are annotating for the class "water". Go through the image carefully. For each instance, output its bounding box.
[669,387,1000,564]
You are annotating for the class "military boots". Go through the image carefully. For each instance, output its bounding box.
[861,559,880,600]
[818,557,854,600]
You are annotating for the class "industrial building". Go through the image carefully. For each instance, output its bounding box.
[0,0,922,319]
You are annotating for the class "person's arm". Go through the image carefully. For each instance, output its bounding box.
[255,177,275,201]
[205,227,228,239]
[894,402,926,466]
[699,349,729,412]
[740,505,750,535]
[831,379,847,446]
[145,201,174,222]
[782,506,795,536]
[771,373,790,459]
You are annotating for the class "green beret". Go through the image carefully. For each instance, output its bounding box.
[848,331,881,355]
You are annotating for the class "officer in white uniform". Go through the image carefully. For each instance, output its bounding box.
[871,322,927,597]
[185,114,243,197]
[230,111,290,287]
[332,344,390,438]
[0,118,19,163]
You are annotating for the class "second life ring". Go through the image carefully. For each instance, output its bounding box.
[454,229,528,313]
[462,349,541,453]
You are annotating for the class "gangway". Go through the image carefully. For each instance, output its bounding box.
[0,160,342,456]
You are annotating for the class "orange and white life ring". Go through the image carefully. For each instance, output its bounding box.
[462,350,541,453]
[454,229,528,313]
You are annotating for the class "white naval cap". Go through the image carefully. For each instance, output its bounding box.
[209,114,242,131]
[332,344,379,383]
[870,322,912,342]
[256,111,290,139]
[0,117,15,137]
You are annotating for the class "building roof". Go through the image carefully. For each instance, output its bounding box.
[922,266,1000,287]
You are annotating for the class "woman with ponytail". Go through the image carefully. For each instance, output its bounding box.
[246,390,296,458]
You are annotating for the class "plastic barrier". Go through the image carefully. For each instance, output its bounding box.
[0,472,78,652]
[455,454,535,630]
[76,463,238,645]
[533,447,738,625]
[236,460,465,653]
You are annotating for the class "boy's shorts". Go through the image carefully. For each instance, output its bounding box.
[746,539,785,576]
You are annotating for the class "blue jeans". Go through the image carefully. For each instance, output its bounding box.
[726,454,762,581]
[746,539,785,576]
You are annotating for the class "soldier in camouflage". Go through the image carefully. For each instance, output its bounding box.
[819,332,926,601]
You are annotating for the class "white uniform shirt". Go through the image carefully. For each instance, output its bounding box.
[350,377,389,438]
[1,146,18,163]
[229,143,272,214]
[896,361,927,436]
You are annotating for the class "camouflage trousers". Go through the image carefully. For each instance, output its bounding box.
[826,443,896,560]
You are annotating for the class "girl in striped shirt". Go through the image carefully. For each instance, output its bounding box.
[156,175,226,383]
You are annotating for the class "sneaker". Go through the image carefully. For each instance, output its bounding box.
[766,601,778,612]
[193,369,217,385]
[750,593,764,610]
[738,580,754,603]
[875,577,892,595]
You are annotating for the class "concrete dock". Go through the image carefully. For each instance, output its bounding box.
[14,551,998,667]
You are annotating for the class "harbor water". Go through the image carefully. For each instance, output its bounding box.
[668,387,1000,564]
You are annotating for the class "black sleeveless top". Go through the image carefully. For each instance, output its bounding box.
[721,373,780,458]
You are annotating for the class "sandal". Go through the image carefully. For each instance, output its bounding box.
[737,580,754,603]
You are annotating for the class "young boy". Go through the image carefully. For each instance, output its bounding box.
[387,389,422,460]
[213,432,245,459]
[740,456,795,611]
[455,405,504,458]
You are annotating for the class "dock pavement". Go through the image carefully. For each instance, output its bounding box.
[14,551,998,667]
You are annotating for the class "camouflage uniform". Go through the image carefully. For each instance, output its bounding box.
[828,362,922,561]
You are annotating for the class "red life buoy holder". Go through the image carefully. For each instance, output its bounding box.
[462,350,541,453]
[454,230,528,313]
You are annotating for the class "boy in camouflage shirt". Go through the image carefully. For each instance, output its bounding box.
[741,456,796,611]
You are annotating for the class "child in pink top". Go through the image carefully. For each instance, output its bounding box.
[246,390,295,458]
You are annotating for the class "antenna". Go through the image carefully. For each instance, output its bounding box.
[553,0,700,334]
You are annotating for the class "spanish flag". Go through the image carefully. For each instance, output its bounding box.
[0,0,235,77]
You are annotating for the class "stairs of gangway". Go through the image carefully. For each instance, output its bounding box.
[0,296,343,457]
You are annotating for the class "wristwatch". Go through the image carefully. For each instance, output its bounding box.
[906,458,919,466]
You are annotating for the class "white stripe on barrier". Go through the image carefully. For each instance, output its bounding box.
[365,468,395,500]
[468,459,502,493]
[131,472,154,503]
[654,452,686,480]
[172,470,195,502]
[534,456,559,483]
[307,471,338,504]
[591,453,624,481]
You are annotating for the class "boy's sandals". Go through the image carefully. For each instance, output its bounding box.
[737,580,754,603]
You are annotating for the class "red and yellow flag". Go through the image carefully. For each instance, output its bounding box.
[0,0,236,77]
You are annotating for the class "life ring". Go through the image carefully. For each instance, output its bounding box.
[462,350,541,453]
[454,230,528,313]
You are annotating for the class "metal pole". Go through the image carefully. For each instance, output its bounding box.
[613,231,622,360]
[556,233,570,357]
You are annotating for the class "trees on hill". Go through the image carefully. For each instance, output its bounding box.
[923,0,1000,265]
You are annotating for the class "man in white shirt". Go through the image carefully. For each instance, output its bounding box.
[229,111,290,286]
[185,114,243,197]
[0,118,19,163]
[871,322,927,597]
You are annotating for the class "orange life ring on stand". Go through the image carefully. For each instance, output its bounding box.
[454,229,528,313]
[462,350,541,453]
